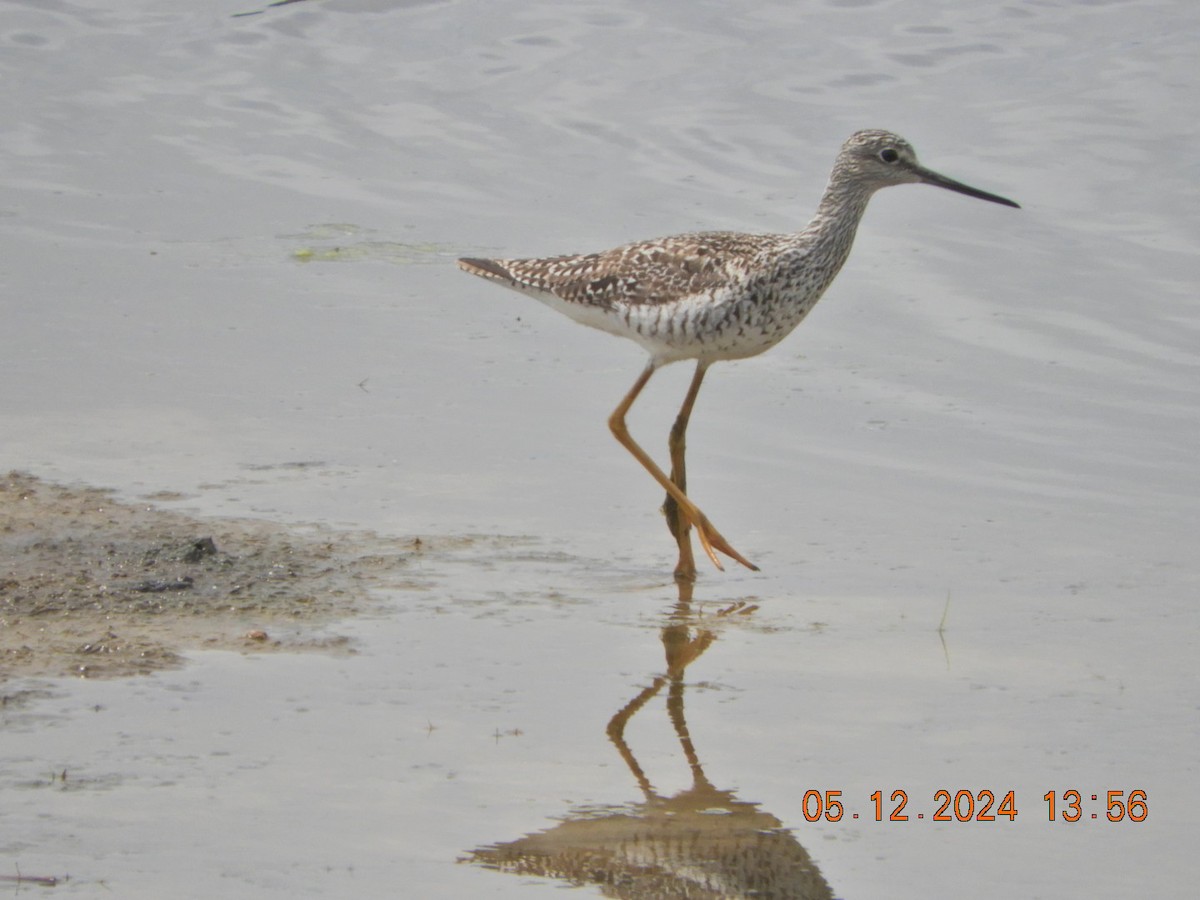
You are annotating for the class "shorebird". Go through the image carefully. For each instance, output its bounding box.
[459,130,1018,578]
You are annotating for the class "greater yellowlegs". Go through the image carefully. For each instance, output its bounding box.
[459,130,1018,577]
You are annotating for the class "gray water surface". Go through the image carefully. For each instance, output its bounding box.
[2,0,1196,896]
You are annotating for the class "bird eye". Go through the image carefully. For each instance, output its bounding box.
[879,148,900,163]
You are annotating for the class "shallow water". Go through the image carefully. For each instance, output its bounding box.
[2,0,1197,896]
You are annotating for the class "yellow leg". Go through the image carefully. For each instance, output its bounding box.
[608,362,758,573]
[664,361,709,582]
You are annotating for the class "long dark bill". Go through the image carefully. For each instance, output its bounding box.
[916,166,1020,209]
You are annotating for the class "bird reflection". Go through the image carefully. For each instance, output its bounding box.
[464,586,835,899]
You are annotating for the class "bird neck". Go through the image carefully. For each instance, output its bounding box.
[795,174,875,266]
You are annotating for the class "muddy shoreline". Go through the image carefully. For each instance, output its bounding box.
[1,472,420,681]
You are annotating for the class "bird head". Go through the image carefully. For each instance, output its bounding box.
[837,130,1019,208]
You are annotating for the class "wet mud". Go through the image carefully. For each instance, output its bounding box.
[0,472,420,682]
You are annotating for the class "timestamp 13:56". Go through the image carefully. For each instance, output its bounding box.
[798,789,1149,823]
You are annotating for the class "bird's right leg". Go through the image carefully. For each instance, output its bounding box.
[608,362,758,573]
[664,361,709,583]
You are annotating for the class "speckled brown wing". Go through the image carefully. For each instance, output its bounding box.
[459,231,778,311]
